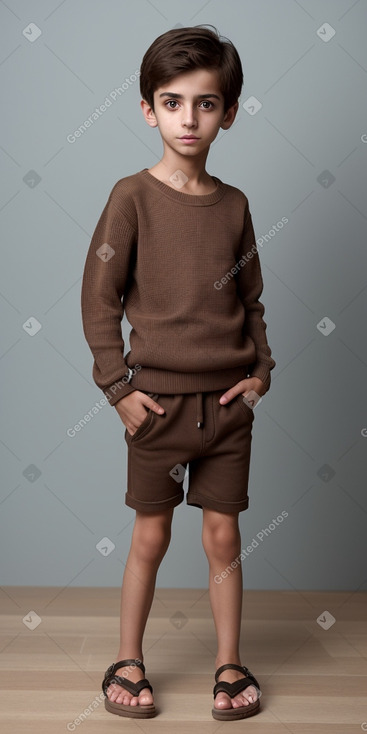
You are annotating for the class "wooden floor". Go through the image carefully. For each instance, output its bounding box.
[0,587,366,733]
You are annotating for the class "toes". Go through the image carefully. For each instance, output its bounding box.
[115,689,130,705]
[106,683,153,707]
[232,695,248,708]
[139,688,153,706]
[106,684,119,701]
[234,685,259,708]
[106,684,132,705]
[214,692,232,710]
[244,684,258,704]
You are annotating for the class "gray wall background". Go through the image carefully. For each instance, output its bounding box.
[1,0,366,590]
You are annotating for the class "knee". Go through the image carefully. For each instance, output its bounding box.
[202,519,241,562]
[133,515,172,563]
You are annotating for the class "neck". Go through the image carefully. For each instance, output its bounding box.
[155,147,211,185]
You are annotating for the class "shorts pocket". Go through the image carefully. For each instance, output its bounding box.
[235,393,255,420]
[125,393,160,444]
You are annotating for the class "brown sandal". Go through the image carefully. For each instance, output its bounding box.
[102,658,156,718]
[212,663,261,720]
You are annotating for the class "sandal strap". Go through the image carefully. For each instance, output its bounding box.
[102,659,152,697]
[215,663,246,681]
[213,676,257,700]
[105,675,153,697]
[112,658,145,674]
[213,663,260,698]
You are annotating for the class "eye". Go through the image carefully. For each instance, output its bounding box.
[200,100,214,109]
[165,100,179,109]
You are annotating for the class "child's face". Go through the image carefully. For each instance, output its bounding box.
[141,68,238,157]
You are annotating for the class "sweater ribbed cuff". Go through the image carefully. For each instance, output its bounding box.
[104,381,136,406]
[248,364,271,394]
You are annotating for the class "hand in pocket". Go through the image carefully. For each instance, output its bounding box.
[114,390,165,436]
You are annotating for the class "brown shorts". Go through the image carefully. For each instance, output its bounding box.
[124,389,255,514]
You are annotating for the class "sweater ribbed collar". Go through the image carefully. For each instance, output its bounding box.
[139,168,225,206]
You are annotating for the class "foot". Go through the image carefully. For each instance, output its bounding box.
[214,664,259,711]
[106,660,154,708]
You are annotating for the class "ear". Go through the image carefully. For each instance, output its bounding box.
[140,99,158,128]
[220,101,239,131]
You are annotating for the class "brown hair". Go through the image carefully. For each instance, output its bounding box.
[139,25,243,114]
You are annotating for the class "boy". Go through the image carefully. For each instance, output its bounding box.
[81,25,275,721]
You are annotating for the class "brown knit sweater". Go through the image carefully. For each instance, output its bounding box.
[81,168,275,406]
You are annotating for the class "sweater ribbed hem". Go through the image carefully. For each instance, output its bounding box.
[104,362,272,406]
[125,364,254,394]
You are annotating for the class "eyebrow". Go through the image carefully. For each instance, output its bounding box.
[158,92,221,100]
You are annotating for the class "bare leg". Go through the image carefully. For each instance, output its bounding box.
[202,508,258,710]
[106,508,173,707]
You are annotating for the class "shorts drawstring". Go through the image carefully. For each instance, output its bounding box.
[196,392,203,428]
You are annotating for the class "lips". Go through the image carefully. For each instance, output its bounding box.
[180,136,199,139]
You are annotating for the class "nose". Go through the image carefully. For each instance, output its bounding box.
[181,105,197,128]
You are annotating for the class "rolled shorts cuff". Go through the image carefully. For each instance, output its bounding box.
[125,490,184,513]
[186,491,249,514]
